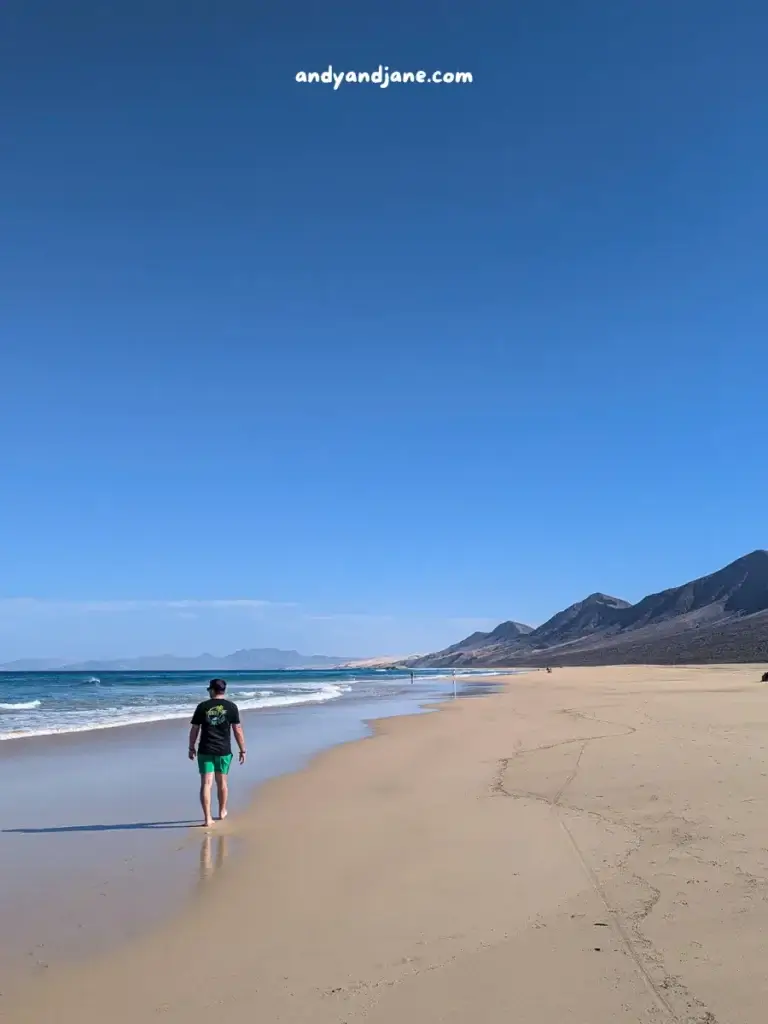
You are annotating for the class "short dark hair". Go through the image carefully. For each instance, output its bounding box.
[208,678,227,695]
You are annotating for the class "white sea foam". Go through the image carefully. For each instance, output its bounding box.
[238,683,350,710]
[0,700,42,711]
[0,684,351,741]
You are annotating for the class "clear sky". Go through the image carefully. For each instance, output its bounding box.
[1,1,767,661]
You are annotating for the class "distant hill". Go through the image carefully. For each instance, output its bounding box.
[0,648,348,672]
[342,655,414,668]
[411,550,768,667]
[0,658,65,672]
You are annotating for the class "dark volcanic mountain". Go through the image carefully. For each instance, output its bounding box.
[531,593,630,645]
[617,549,768,627]
[413,550,768,667]
[426,621,533,662]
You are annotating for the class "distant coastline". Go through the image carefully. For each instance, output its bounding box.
[340,655,416,669]
[0,647,350,673]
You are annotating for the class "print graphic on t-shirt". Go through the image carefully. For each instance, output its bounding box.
[206,704,227,727]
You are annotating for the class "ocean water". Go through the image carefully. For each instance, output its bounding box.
[0,667,503,741]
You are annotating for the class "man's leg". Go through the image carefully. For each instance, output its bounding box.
[199,771,214,827]
[215,771,229,820]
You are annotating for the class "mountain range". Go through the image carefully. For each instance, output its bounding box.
[412,550,768,667]
[0,648,348,673]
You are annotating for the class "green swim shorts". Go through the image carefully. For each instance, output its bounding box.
[197,753,233,775]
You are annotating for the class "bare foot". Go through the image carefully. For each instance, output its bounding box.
[203,818,215,828]
[218,810,228,821]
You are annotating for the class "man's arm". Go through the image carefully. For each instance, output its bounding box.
[188,724,200,760]
[233,723,246,764]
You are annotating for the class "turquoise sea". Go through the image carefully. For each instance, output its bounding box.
[0,666,504,741]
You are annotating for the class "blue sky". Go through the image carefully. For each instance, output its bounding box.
[1,1,767,660]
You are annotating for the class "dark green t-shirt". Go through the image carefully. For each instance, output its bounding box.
[191,698,241,756]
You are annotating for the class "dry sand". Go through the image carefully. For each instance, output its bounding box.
[7,664,768,1023]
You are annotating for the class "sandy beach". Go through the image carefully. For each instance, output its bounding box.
[6,664,768,1023]
[0,676,464,985]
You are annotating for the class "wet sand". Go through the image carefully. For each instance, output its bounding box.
[0,679,466,987]
[6,665,768,1022]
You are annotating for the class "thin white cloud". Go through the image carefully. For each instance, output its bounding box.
[0,598,294,614]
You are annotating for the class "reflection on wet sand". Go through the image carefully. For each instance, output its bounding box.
[199,833,229,883]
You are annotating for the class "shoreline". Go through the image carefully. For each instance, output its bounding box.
[10,664,768,1023]
[0,670,504,758]
[0,673,502,995]
[0,667,510,745]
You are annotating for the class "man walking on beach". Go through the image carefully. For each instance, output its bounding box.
[188,679,246,827]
